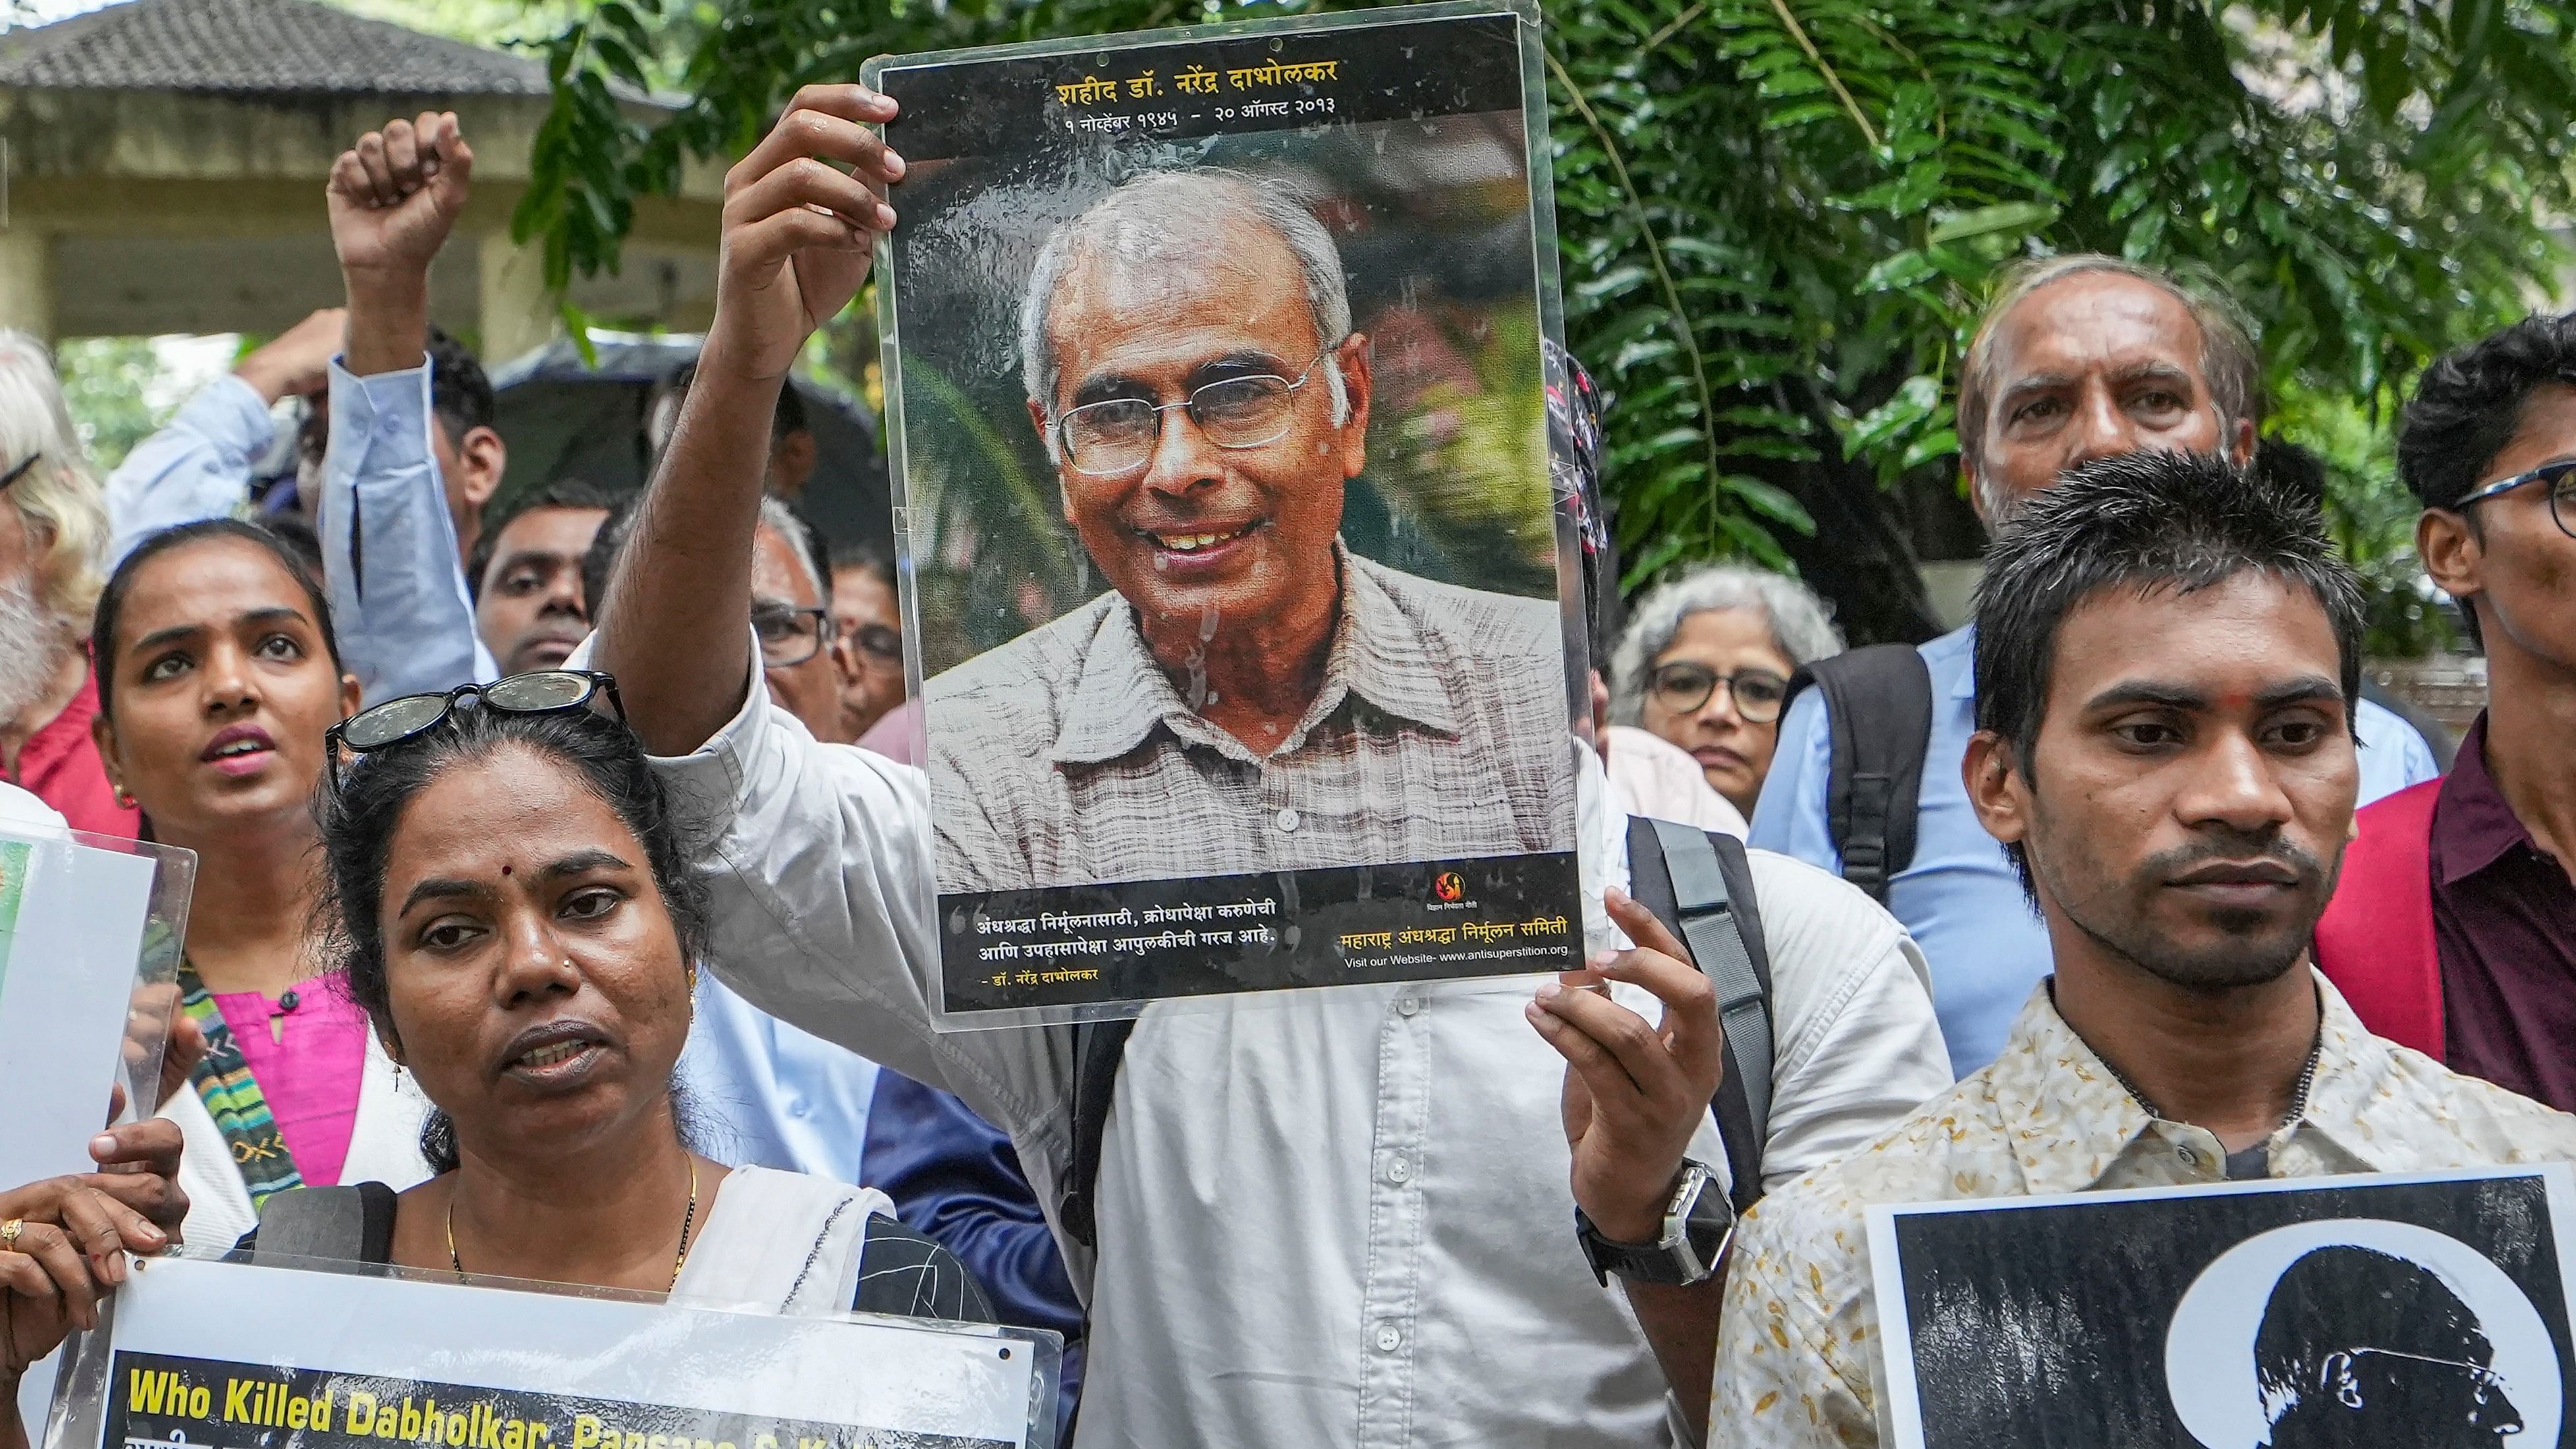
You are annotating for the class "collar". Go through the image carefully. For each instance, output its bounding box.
[1990,971,2411,1195]
[1928,622,1979,702]
[2432,713,2536,885]
[1048,542,1466,767]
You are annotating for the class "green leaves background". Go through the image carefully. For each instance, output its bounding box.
[516,0,2576,649]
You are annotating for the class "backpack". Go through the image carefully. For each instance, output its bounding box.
[1056,820,1778,1249]
[1780,644,1937,904]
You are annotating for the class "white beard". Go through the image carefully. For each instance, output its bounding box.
[0,578,65,728]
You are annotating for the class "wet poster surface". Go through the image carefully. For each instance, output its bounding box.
[865,3,1587,1024]
[1867,1167,2576,1449]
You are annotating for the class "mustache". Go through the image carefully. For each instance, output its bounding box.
[2140,829,2327,887]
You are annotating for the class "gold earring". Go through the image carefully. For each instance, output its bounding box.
[115,788,136,809]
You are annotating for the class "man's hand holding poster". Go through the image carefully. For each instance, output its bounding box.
[862,1,1591,1023]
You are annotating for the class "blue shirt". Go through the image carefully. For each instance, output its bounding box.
[1749,623,2440,1076]
[103,375,279,570]
[317,361,499,703]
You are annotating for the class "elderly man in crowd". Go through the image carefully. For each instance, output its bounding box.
[594,83,1952,1449]
[1751,255,2440,1076]
[928,167,1570,893]
[1699,451,2576,1448]
[0,335,127,835]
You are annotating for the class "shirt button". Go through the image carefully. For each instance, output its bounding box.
[1273,807,1302,833]
[1374,1324,1403,1353]
[1394,997,1423,1018]
[2176,1145,2197,1166]
[1384,1154,1412,1185]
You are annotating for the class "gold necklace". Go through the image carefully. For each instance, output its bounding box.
[446,1159,699,1290]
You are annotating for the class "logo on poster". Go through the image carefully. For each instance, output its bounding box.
[1433,871,1466,903]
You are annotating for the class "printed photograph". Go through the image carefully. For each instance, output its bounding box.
[874,7,1580,906]
[1869,1170,2575,1449]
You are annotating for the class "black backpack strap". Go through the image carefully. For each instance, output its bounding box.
[1062,1016,1136,1251]
[238,1182,398,1265]
[1782,644,1935,904]
[1626,817,1776,1216]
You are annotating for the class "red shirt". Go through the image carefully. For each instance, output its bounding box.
[2433,714,2576,1110]
[15,662,136,838]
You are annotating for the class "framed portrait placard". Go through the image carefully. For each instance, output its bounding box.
[863,0,1590,1026]
[1865,1166,2576,1449]
[49,1254,1059,1449]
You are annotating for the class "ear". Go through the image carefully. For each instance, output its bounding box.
[89,707,123,795]
[2417,507,2484,607]
[460,425,507,510]
[1962,728,2031,850]
[1334,333,1372,479]
[2226,415,2258,468]
[339,671,364,720]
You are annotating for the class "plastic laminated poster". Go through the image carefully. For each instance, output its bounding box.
[48,1251,1062,1449]
[0,823,193,1181]
[864,0,1593,1029]
[1866,1165,2575,1449]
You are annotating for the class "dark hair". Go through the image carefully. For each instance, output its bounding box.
[316,701,713,1172]
[829,539,896,592]
[2256,1245,2488,1429]
[264,514,327,580]
[92,519,343,719]
[579,489,650,636]
[1973,451,2365,888]
[465,476,619,603]
[2398,312,2576,513]
[426,326,495,444]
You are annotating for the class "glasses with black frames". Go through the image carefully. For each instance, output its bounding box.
[753,604,833,669]
[1055,341,1346,477]
[1647,661,1792,724]
[325,670,624,789]
[2454,456,2576,540]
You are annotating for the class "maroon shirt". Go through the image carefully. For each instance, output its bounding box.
[2434,714,2576,1110]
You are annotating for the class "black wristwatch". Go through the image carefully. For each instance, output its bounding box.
[1575,1159,1734,1288]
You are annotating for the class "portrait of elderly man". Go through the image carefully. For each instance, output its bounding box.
[924,168,1573,892]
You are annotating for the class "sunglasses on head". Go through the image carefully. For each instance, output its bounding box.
[325,670,624,790]
[0,453,42,491]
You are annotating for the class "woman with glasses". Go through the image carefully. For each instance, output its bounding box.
[250,671,992,1323]
[89,520,434,1251]
[1608,564,1844,820]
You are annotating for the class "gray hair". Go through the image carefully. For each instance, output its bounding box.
[0,331,105,632]
[1017,169,1352,460]
[755,495,829,607]
[1608,564,1843,725]
[1957,254,2260,522]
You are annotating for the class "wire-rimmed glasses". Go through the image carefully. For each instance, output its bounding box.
[1055,342,1344,477]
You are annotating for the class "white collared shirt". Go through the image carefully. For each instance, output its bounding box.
[637,651,1951,1449]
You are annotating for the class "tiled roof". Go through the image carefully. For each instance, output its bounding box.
[0,0,555,96]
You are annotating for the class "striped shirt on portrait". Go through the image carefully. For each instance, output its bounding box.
[924,545,1576,891]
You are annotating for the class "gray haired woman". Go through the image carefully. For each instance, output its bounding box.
[1610,564,1843,819]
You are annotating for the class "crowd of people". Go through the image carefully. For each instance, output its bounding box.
[0,76,2567,1449]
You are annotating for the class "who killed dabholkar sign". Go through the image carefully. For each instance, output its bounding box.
[865,0,1591,1025]
[52,1255,1056,1449]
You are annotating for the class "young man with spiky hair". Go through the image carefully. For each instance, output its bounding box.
[1701,450,2576,1449]
[2315,314,2576,1108]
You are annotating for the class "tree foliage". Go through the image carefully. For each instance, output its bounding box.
[518,0,2576,648]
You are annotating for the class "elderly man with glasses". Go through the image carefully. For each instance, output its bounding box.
[925,167,1571,894]
[2315,312,2576,1110]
